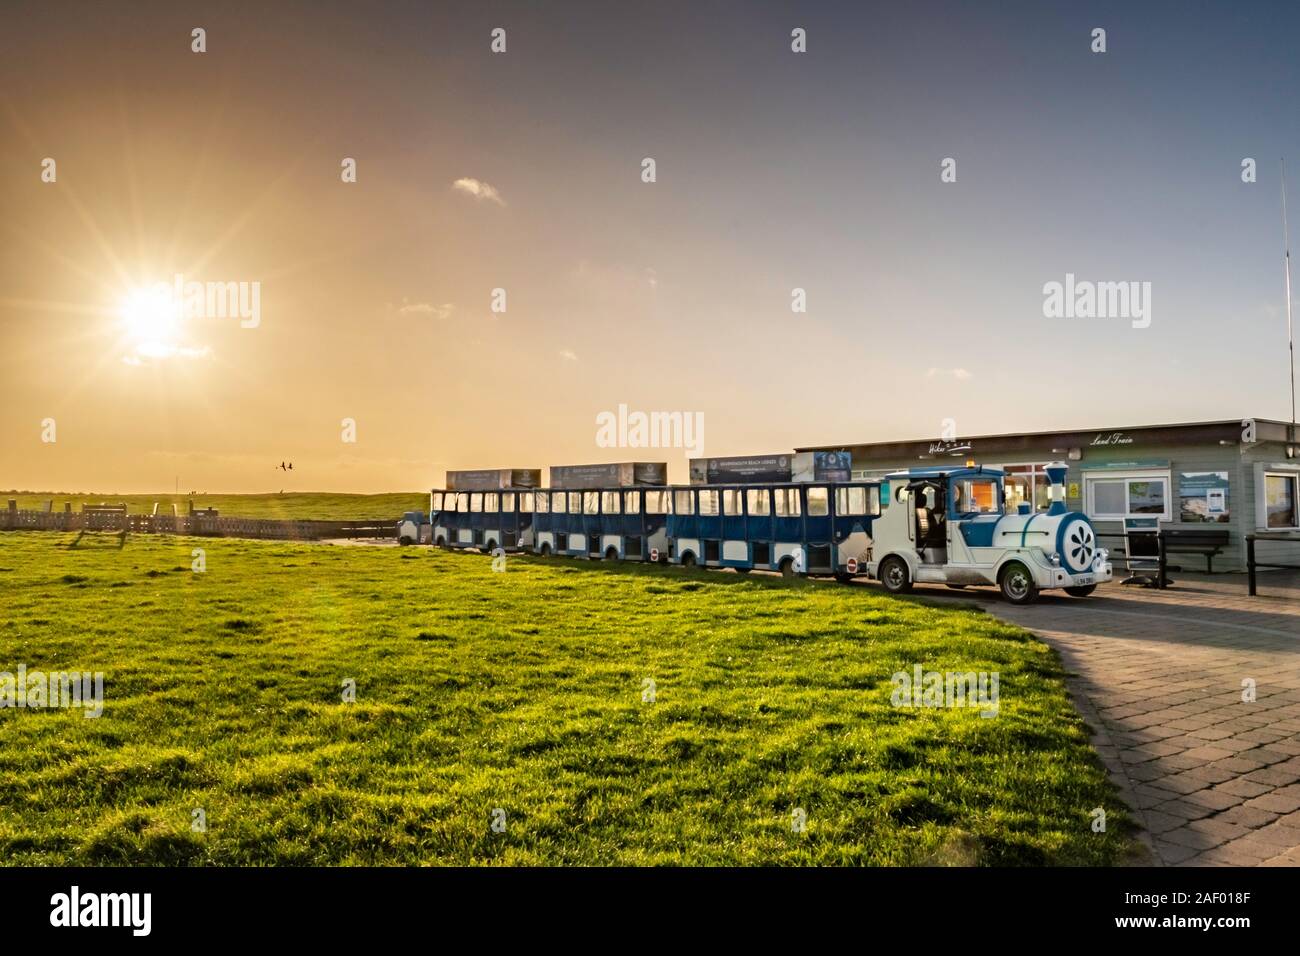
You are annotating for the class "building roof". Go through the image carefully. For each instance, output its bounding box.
[797,418,1295,461]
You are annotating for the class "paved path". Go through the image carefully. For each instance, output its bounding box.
[933,570,1300,866]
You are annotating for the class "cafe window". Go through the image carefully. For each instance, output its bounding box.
[601,491,621,514]
[698,490,720,516]
[551,492,566,514]
[625,490,641,513]
[746,488,771,516]
[645,490,667,514]
[470,493,483,513]
[723,489,743,516]
[1265,472,1299,529]
[502,493,515,512]
[535,491,548,513]
[484,493,499,513]
[431,493,443,510]
[1085,472,1170,521]
[674,489,695,515]
[807,486,829,516]
[519,493,534,513]
[457,493,469,513]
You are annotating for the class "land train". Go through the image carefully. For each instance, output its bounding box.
[418,462,1113,605]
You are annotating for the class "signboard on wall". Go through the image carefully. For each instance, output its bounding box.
[549,462,667,488]
[1178,471,1230,523]
[793,451,852,483]
[446,469,541,490]
[690,455,792,485]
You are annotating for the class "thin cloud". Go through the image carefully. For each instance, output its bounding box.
[926,367,972,381]
[397,300,453,319]
[558,349,578,362]
[452,177,505,205]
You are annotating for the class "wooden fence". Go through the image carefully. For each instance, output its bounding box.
[2,501,396,541]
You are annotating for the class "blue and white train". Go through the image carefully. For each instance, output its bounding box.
[421,461,1111,604]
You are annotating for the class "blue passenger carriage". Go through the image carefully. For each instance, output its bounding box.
[532,463,670,560]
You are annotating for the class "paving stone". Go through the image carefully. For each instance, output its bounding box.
[986,573,1300,869]
[1213,805,1280,829]
[1242,791,1300,814]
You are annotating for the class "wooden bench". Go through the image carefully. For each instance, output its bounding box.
[1161,527,1230,573]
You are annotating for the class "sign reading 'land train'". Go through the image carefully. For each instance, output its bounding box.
[445,469,542,491]
[549,462,668,489]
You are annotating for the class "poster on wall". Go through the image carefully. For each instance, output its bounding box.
[1178,471,1230,523]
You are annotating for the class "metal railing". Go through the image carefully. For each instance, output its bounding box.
[1246,534,1300,596]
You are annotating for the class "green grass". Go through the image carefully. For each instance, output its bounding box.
[0,532,1136,865]
[3,492,428,520]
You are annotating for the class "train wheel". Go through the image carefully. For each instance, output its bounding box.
[834,571,853,584]
[945,584,967,590]
[779,557,797,579]
[879,556,912,594]
[539,543,552,557]
[681,552,697,569]
[734,567,751,575]
[998,562,1038,605]
[1064,584,1097,597]
[605,547,619,561]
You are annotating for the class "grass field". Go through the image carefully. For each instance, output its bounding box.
[3,492,429,521]
[0,531,1137,865]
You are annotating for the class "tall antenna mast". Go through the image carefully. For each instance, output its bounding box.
[1284,159,1296,454]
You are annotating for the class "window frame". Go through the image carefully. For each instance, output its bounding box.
[1083,470,1172,521]
[1263,471,1300,530]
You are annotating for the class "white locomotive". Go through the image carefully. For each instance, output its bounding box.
[864,463,1111,604]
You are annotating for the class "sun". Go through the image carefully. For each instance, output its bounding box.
[118,285,181,349]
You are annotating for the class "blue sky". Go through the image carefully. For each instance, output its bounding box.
[2,0,1297,489]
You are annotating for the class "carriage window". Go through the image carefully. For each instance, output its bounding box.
[583,492,599,515]
[836,487,868,516]
[519,493,534,513]
[951,479,1000,515]
[431,493,443,510]
[457,493,469,513]
[867,485,880,516]
[698,489,720,516]
[645,490,667,514]
[570,493,583,514]
[485,493,499,513]
[807,487,829,516]
[625,490,641,513]
[774,489,801,517]
[502,492,515,512]
[723,490,743,515]
[535,492,548,513]
[674,490,695,515]
[470,493,483,513]
[551,492,566,513]
[746,488,770,516]
[602,491,621,514]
